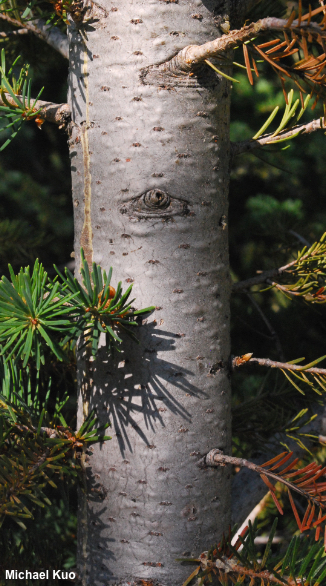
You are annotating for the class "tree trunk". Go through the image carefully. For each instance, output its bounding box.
[68,1,233,584]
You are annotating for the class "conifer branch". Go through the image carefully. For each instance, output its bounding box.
[232,262,299,292]
[15,423,59,438]
[233,233,326,298]
[184,523,326,586]
[232,117,326,156]
[198,449,326,540]
[142,3,326,115]
[158,14,326,73]
[231,404,325,527]
[0,92,70,127]
[0,14,68,59]
[0,400,111,526]
[266,278,326,301]
[232,352,326,395]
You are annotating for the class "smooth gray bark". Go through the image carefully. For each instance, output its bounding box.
[68,1,235,584]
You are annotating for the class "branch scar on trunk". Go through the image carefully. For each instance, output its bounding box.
[80,45,93,268]
[119,189,191,219]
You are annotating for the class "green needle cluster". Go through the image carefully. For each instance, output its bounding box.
[0,49,44,151]
[0,248,155,369]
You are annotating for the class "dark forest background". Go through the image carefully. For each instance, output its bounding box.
[1,0,326,576]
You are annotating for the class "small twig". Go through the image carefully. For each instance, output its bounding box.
[232,238,321,293]
[233,355,326,376]
[0,14,68,59]
[0,28,29,38]
[233,313,276,340]
[245,292,285,361]
[288,230,311,248]
[231,118,326,157]
[266,279,304,298]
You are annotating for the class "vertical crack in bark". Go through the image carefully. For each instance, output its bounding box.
[68,28,95,586]
[80,347,94,586]
[80,43,93,268]
[80,446,88,586]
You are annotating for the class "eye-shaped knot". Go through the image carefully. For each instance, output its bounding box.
[119,188,190,218]
[143,189,170,209]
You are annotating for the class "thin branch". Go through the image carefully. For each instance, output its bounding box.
[232,312,277,340]
[232,118,326,157]
[0,14,68,59]
[232,257,299,292]
[233,269,286,292]
[0,92,71,127]
[265,278,326,303]
[232,355,326,376]
[231,404,325,527]
[245,291,285,361]
[232,235,325,293]
[197,449,326,509]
